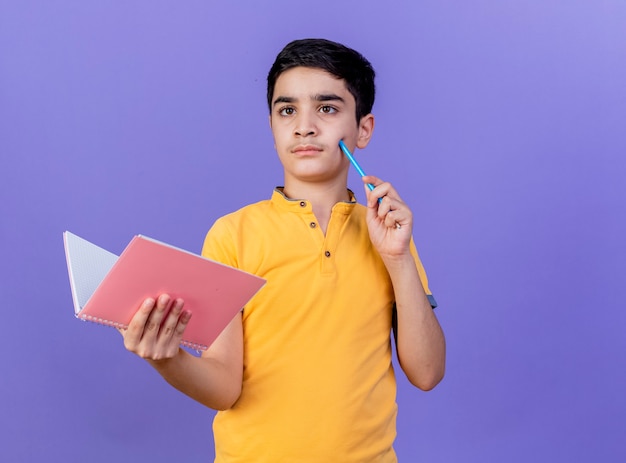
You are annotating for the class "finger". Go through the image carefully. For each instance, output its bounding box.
[362,176,383,205]
[383,209,404,229]
[142,293,172,339]
[365,185,390,209]
[170,309,192,349]
[375,195,399,221]
[363,176,401,208]
[156,298,186,343]
[124,297,157,349]
[376,195,393,218]
[156,301,192,359]
[379,196,412,230]
[364,190,393,227]
[362,175,383,187]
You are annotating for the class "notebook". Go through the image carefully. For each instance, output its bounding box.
[63,231,266,351]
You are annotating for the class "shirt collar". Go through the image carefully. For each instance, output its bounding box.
[271,187,357,214]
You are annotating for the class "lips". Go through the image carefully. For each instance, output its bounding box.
[292,145,323,155]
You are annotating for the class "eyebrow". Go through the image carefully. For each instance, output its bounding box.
[272,93,345,107]
[272,96,295,107]
[314,93,345,103]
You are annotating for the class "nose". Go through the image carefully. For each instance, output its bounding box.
[294,112,317,137]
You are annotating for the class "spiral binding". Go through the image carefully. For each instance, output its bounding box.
[80,314,127,329]
[181,339,209,351]
[79,314,208,351]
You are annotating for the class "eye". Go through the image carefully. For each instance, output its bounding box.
[319,105,337,114]
[279,106,295,116]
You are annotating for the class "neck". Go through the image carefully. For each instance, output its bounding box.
[282,179,351,234]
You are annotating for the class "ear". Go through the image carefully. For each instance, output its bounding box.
[356,114,375,149]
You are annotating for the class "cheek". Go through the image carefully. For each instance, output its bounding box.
[328,125,350,144]
[270,126,288,147]
[336,120,360,140]
[334,131,357,149]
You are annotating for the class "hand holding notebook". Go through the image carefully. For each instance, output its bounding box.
[120,293,194,359]
[63,231,266,351]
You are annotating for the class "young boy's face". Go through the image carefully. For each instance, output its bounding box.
[269,66,373,186]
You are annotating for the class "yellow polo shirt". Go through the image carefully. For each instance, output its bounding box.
[202,189,434,463]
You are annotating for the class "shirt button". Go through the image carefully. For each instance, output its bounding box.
[310,222,317,228]
[324,250,331,258]
[299,201,306,207]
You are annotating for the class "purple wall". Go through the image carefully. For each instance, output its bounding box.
[1,1,624,461]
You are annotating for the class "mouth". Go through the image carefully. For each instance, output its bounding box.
[292,144,323,156]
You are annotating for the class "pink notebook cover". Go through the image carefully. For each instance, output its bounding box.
[64,232,266,351]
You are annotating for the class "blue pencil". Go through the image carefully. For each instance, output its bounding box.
[339,140,383,205]
[339,140,401,227]
[338,140,376,192]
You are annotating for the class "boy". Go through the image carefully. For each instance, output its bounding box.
[121,38,445,462]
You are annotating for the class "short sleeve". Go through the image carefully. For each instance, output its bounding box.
[201,217,239,269]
